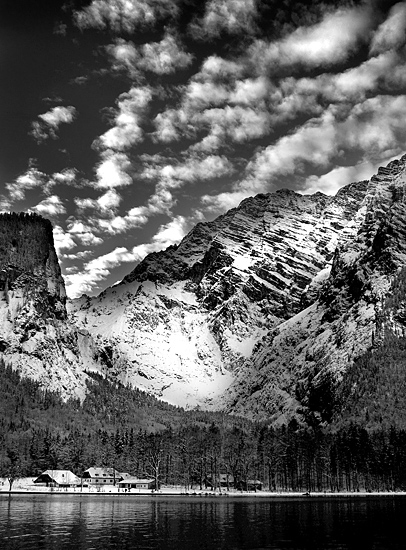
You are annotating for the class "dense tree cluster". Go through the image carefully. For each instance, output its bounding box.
[0,212,53,285]
[2,361,406,492]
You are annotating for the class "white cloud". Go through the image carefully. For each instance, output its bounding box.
[95,151,132,188]
[53,225,77,254]
[108,33,193,77]
[142,154,234,184]
[249,5,374,72]
[31,106,77,143]
[201,94,406,213]
[107,40,140,77]
[74,0,179,32]
[32,195,66,217]
[66,220,104,247]
[191,0,258,38]
[52,168,79,185]
[201,105,272,142]
[140,33,193,74]
[97,86,152,151]
[303,161,378,196]
[65,215,190,297]
[152,215,189,247]
[75,189,122,213]
[95,205,150,234]
[6,167,50,201]
[370,2,406,55]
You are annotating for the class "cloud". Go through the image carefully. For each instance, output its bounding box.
[94,151,132,189]
[140,33,193,74]
[108,33,193,78]
[142,154,235,185]
[95,205,150,234]
[6,166,50,201]
[190,0,258,38]
[74,0,179,33]
[65,246,137,296]
[249,5,374,72]
[53,225,77,254]
[303,161,378,196]
[32,195,66,217]
[75,189,122,213]
[370,2,406,55]
[96,87,152,151]
[52,168,80,186]
[31,106,77,143]
[201,94,406,212]
[200,105,272,143]
[245,96,406,184]
[66,220,104,247]
[64,215,190,297]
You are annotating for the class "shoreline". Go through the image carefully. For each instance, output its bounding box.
[2,487,406,498]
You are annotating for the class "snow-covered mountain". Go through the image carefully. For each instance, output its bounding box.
[68,170,368,410]
[221,156,406,422]
[4,155,406,424]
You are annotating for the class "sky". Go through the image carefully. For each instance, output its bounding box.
[1,0,406,298]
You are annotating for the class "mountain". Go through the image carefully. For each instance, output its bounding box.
[68,171,368,411]
[3,155,406,427]
[0,213,101,400]
[221,156,406,423]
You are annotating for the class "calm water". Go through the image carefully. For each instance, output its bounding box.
[0,494,405,550]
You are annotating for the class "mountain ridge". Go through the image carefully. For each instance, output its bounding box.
[2,155,406,426]
[68,169,371,412]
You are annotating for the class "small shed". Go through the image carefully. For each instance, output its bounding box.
[118,477,156,490]
[34,470,81,487]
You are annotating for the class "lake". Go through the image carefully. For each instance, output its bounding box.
[0,494,405,549]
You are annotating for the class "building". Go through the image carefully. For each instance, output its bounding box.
[236,479,263,491]
[34,470,81,487]
[206,473,235,489]
[81,467,124,486]
[117,478,156,490]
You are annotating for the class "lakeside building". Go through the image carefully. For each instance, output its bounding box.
[81,467,129,486]
[117,478,156,490]
[206,474,235,489]
[34,470,81,488]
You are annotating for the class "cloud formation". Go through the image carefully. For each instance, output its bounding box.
[370,2,406,55]
[31,106,77,143]
[190,0,258,38]
[249,5,374,71]
[7,1,406,298]
[74,0,179,32]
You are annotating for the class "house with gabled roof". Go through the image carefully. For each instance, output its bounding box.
[34,470,81,487]
[81,467,124,486]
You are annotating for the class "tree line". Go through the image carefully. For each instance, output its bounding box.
[2,360,406,493]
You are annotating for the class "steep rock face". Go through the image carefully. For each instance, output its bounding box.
[221,156,406,422]
[69,179,367,408]
[0,213,100,399]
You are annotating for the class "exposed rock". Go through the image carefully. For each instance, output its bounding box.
[0,213,101,400]
[221,155,406,422]
[68,174,369,409]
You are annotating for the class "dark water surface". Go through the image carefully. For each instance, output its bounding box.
[0,494,405,549]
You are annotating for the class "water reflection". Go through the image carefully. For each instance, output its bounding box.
[0,495,404,550]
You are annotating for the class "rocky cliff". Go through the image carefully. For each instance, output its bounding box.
[0,213,100,399]
[68,174,369,410]
[221,156,406,422]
